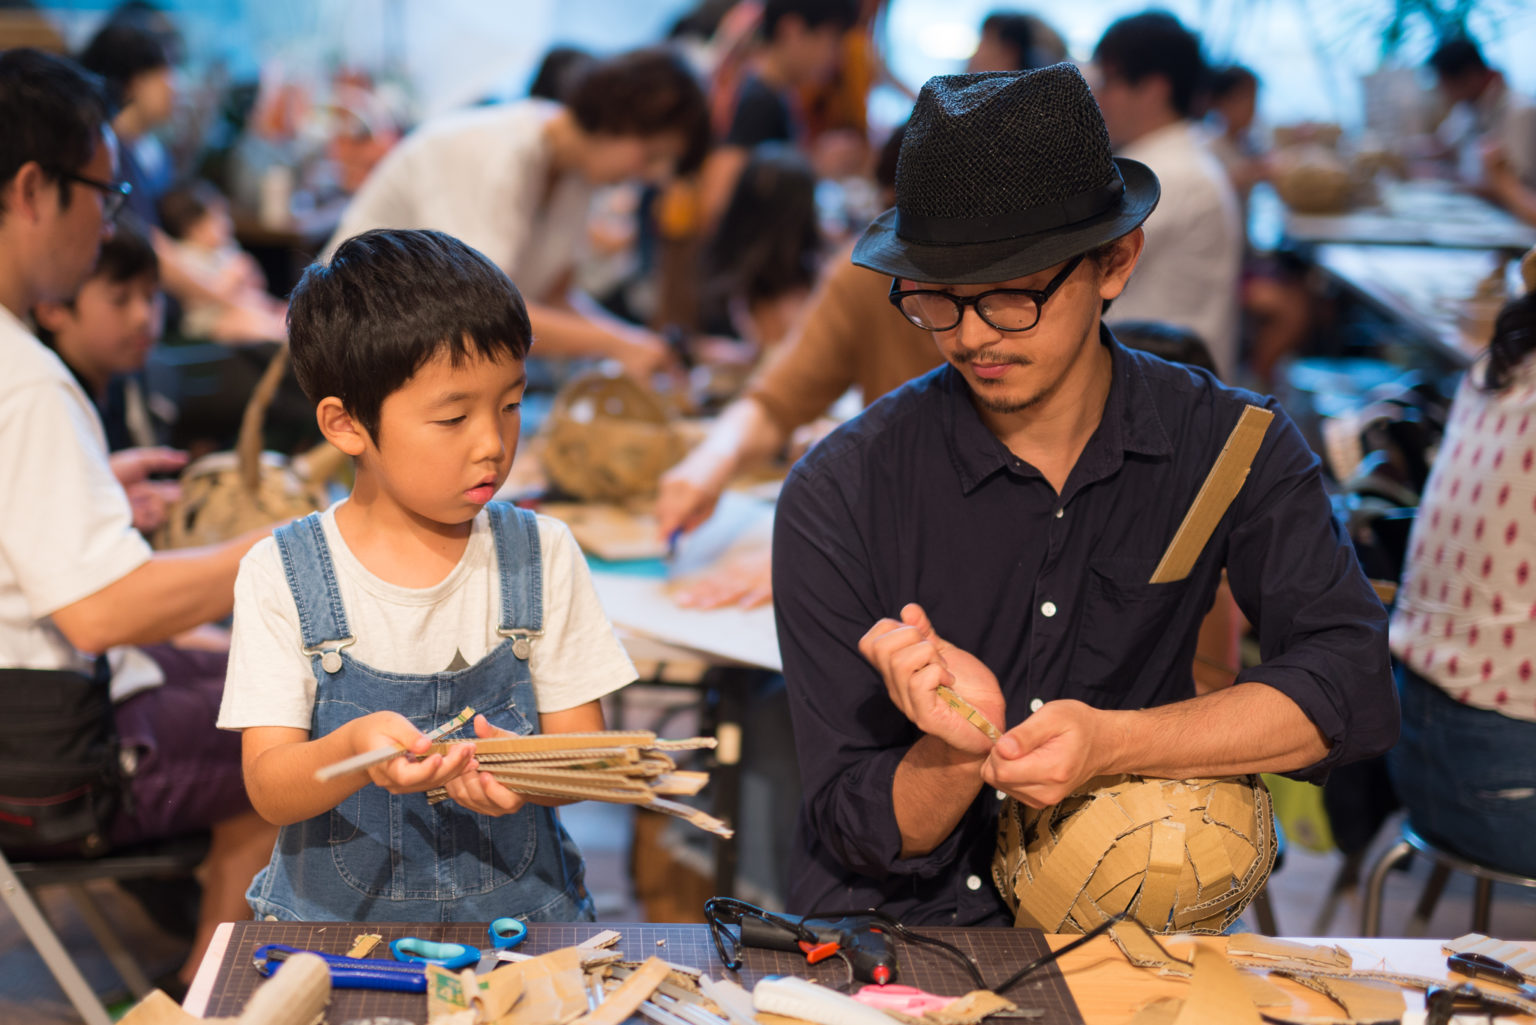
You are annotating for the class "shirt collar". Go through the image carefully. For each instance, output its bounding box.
[943,326,1174,496]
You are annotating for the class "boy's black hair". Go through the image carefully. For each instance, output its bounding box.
[1428,35,1487,80]
[34,223,160,347]
[0,49,111,219]
[1111,319,1219,378]
[565,46,712,176]
[77,13,179,109]
[762,0,859,38]
[979,12,1041,71]
[1093,10,1208,119]
[1210,64,1258,101]
[287,229,532,441]
[158,178,224,240]
[527,45,595,102]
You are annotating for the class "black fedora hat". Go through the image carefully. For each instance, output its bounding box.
[853,63,1159,285]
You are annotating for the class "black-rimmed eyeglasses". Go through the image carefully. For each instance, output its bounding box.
[889,254,1085,333]
[50,169,132,220]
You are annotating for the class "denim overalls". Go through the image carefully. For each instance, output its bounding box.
[247,502,594,922]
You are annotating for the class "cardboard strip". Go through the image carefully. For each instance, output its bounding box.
[1227,935,1352,970]
[1172,947,1263,1025]
[1149,405,1274,584]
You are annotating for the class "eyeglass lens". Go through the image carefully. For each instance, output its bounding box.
[898,292,1041,332]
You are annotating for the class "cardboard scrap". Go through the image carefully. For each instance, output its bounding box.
[923,989,1019,1025]
[429,947,588,1025]
[1226,935,1352,971]
[1172,947,1263,1025]
[345,932,384,958]
[1108,922,1193,978]
[1277,974,1406,1025]
[1237,969,1292,1008]
[1126,996,1183,1025]
[574,956,671,1025]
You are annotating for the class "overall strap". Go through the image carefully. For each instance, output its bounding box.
[486,502,543,660]
[273,513,355,671]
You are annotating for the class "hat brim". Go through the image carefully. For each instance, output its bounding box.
[851,158,1160,285]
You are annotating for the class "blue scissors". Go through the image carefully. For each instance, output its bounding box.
[253,943,427,992]
[390,918,530,973]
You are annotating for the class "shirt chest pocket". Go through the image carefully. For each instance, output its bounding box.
[1071,556,1196,699]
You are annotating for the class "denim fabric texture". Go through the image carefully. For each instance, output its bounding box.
[248,502,594,922]
[1389,661,1536,877]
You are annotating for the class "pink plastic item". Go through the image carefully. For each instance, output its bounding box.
[852,984,956,1014]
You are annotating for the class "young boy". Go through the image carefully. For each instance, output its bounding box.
[34,226,167,453]
[218,228,638,921]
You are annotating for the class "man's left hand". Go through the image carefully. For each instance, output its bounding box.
[981,700,1121,808]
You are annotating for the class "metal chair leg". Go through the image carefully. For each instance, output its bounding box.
[0,854,113,1025]
[1406,862,1452,937]
[1361,838,1413,937]
[1472,877,1494,933]
[65,882,156,997]
[1249,886,1279,935]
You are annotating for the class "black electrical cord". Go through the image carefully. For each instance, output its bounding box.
[706,899,1189,997]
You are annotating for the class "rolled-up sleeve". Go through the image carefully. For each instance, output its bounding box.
[772,459,973,881]
[1226,401,1398,781]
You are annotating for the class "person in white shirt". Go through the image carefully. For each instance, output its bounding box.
[326,47,710,382]
[1089,11,1243,380]
[0,48,276,989]
[1428,35,1536,228]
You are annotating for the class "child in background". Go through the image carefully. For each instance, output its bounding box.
[33,225,184,533]
[218,228,636,921]
[157,179,288,343]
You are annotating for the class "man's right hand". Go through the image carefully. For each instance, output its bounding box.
[859,603,1005,755]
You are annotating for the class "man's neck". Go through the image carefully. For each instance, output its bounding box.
[981,336,1114,493]
[1121,109,1183,149]
[0,240,34,322]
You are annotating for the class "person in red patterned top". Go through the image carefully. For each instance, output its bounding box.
[1389,269,1536,876]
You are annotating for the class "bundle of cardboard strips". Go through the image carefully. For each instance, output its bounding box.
[423,731,733,839]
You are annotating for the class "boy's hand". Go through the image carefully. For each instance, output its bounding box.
[443,715,527,817]
[353,711,474,794]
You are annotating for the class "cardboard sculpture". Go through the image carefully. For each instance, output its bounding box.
[154,347,335,549]
[992,774,1277,935]
[541,370,689,502]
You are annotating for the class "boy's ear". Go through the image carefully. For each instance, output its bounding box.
[315,396,369,457]
[33,299,76,333]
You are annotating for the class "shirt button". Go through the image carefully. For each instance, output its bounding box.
[1040,601,1057,618]
[1054,507,1064,519]
[996,789,1007,801]
[1029,698,1044,713]
[966,875,983,891]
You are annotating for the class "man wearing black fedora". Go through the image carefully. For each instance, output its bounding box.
[772,64,1397,924]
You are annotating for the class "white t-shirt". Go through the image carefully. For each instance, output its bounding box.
[324,100,594,303]
[1108,120,1244,381]
[0,305,152,674]
[218,504,636,731]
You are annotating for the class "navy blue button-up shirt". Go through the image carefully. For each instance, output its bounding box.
[771,330,1397,925]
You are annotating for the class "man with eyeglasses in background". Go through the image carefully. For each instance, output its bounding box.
[0,48,277,990]
[772,64,1397,925]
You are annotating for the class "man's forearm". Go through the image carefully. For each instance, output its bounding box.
[49,526,269,652]
[893,735,988,858]
[527,300,638,362]
[1100,682,1329,779]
